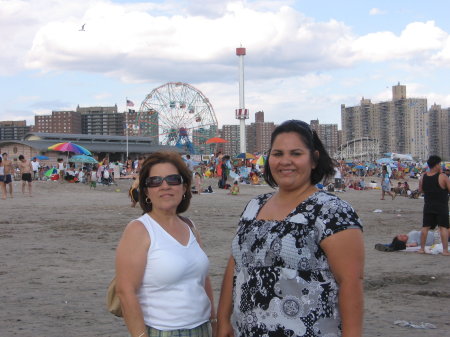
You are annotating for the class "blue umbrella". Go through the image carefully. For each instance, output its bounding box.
[69,155,98,164]
[32,155,50,160]
[355,165,365,169]
[376,158,394,165]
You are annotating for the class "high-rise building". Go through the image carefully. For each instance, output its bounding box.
[0,120,31,140]
[77,105,124,135]
[245,111,275,155]
[34,110,82,134]
[341,83,428,159]
[222,124,241,155]
[310,119,339,156]
[428,103,450,160]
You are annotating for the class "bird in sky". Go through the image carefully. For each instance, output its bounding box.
[79,24,85,31]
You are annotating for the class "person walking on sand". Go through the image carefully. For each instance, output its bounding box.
[2,153,13,198]
[57,158,65,183]
[0,157,7,199]
[380,165,395,200]
[418,155,450,256]
[18,155,32,196]
[31,157,40,180]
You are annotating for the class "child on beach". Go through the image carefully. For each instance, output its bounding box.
[193,172,203,195]
[229,181,239,195]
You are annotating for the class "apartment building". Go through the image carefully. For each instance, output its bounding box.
[341,83,428,159]
[222,124,241,156]
[428,103,450,160]
[0,120,31,140]
[34,110,82,134]
[77,105,124,135]
[310,119,339,156]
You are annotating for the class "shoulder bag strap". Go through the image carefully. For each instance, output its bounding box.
[179,215,200,242]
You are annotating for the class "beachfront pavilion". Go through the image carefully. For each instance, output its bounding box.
[0,132,183,167]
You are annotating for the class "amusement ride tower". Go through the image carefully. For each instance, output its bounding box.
[235,46,249,153]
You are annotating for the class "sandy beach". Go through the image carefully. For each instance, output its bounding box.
[0,178,449,337]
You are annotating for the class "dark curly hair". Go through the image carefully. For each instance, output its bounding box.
[138,151,192,214]
[263,120,335,187]
[391,237,407,251]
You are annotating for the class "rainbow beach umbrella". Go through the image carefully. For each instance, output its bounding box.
[48,142,92,155]
[255,155,266,166]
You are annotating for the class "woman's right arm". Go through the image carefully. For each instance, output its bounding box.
[217,256,235,337]
[116,220,150,337]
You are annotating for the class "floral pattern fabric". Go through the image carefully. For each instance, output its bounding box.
[231,190,362,337]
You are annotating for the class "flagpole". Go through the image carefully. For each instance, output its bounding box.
[125,97,129,160]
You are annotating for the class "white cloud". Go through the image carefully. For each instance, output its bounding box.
[369,8,385,16]
[0,0,446,84]
[351,21,448,63]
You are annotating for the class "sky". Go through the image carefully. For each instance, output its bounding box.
[1,0,450,129]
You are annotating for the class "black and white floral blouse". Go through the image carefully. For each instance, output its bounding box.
[231,190,362,337]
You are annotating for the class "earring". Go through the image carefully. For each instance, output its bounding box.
[145,197,152,204]
[183,194,186,199]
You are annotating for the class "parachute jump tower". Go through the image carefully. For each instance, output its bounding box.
[235,47,249,153]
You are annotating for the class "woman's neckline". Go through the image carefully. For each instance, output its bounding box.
[255,189,319,221]
[146,213,192,247]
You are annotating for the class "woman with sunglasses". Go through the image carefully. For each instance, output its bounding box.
[217,120,364,337]
[115,151,216,337]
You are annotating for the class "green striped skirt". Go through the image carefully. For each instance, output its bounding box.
[147,322,210,337]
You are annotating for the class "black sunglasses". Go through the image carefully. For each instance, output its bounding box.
[145,174,184,188]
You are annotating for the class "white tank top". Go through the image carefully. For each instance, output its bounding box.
[137,214,211,330]
[0,166,4,175]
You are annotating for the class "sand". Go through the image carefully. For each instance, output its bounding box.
[0,178,449,336]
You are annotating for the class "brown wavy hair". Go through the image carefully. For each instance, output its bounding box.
[138,151,192,214]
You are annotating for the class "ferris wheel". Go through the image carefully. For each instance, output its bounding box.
[135,82,219,153]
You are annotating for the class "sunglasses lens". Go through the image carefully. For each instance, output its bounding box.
[145,174,183,187]
[146,176,163,187]
[165,174,183,185]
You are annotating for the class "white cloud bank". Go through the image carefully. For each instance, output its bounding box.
[0,0,447,80]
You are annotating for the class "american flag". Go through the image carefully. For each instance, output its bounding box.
[126,99,134,107]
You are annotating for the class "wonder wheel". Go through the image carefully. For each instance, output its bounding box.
[135,82,218,154]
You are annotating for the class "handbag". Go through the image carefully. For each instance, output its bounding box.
[106,216,196,317]
[107,277,123,317]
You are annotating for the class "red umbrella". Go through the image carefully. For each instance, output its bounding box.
[206,137,228,144]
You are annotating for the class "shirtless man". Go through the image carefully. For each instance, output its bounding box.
[18,155,33,196]
[2,152,14,198]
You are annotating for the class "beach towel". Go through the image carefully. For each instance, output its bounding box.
[404,244,443,255]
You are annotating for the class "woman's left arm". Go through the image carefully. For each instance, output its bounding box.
[321,228,364,337]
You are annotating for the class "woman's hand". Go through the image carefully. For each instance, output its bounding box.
[217,257,236,337]
[216,319,234,337]
[210,320,218,337]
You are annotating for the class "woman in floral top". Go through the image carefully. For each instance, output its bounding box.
[217,120,364,337]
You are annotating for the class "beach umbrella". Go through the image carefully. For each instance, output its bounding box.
[69,154,98,164]
[48,142,92,155]
[355,165,365,169]
[32,155,50,160]
[44,168,57,177]
[236,152,255,159]
[205,137,228,144]
[255,155,266,166]
[376,158,394,165]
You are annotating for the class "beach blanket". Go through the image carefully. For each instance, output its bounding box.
[404,244,443,255]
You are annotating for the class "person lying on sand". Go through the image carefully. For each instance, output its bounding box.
[375,229,450,252]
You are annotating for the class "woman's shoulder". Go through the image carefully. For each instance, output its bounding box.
[240,192,274,220]
[313,190,356,210]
